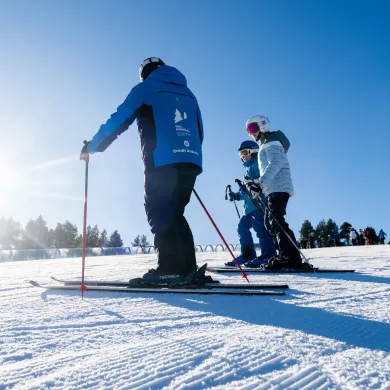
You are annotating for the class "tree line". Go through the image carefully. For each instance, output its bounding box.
[0,215,124,250]
[299,218,380,247]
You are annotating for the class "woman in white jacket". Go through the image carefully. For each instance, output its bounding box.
[245,115,302,269]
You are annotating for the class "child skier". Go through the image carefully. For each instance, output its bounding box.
[226,140,277,267]
[244,115,303,269]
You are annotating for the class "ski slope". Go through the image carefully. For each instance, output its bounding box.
[1,245,390,389]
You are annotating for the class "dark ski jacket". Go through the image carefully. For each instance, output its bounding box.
[87,66,204,171]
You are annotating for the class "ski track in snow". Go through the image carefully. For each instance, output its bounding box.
[1,246,390,389]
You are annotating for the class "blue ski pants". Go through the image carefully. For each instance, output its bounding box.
[238,209,277,259]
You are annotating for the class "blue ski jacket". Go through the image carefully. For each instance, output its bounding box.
[229,158,262,216]
[87,66,204,171]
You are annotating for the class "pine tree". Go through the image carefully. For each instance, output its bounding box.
[99,229,109,247]
[315,219,326,248]
[131,235,141,247]
[140,234,150,250]
[132,234,151,253]
[86,225,100,247]
[340,222,352,242]
[108,230,123,247]
[0,217,21,249]
[19,216,50,249]
[54,221,79,248]
[47,228,55,248]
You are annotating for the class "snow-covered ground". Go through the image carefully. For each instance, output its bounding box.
[1,246,390,390]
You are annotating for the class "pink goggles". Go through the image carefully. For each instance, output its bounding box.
[246,123,260,134]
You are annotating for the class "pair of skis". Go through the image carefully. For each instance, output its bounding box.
[29,277,289,296]
[207,266,355,273]
[29,266,355,296]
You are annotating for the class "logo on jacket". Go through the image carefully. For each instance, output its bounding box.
[184,140,189,147]
[174,109,188,124]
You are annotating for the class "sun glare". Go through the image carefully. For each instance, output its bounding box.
[0,164,22,191]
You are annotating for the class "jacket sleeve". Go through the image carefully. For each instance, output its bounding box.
[229,191,243,201]
[87,85,144,154]
[260,142,283,185]
[197,107,204,144]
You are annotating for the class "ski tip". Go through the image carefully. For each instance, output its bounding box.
[29,280,40,287]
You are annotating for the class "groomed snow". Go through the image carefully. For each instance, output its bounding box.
[1,246,390,389]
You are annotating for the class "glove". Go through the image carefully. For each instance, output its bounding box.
[80,140,90,162]
[245,178,263,198]
[234,179,247,194]
[228,190,240,201]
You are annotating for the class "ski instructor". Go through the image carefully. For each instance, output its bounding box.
[80,57,204,285]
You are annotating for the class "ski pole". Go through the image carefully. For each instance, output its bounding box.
[193,189,250,283]
[225,185,240,219]
[79,141,89,297]
[239,180,310,264]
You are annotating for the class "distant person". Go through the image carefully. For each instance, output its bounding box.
[328,233,336,247]
[244,115,304,269]
[225,141,277,267]
[80,57,204,285]
[365,229,373,245]
[308,233,316,249]
[358,229,365,245]
[378,229,387,245]
[300,236,309,249]
[349,228,357,246]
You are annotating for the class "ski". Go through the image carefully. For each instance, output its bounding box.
[50,277,289,290]
[207,266,355,273]
[29,280,286,296]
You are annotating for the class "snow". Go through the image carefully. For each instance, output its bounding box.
[1,246,390,389]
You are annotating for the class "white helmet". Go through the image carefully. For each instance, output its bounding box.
[246,115,270,133]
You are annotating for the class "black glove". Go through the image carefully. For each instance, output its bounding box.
[234,179,246,193]
[228,190,240,201]
[245,178,263,198]
[80,140,90,161]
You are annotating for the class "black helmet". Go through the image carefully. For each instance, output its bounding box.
[139,57,165,81]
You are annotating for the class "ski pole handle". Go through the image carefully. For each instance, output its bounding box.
[225,185,231,200]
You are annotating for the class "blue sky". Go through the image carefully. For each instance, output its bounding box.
[0,0,389,246]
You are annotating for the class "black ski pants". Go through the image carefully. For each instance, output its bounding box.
[266,192,301,265]
[144,163,200,275]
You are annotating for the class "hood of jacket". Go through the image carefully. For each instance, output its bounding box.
[262,130,290,152]
[148,65,187,86]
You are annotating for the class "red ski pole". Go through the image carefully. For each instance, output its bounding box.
[79,141,89,297]
[193,189,250,283]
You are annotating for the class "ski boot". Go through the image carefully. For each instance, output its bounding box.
[224,254,255,267]
[264,255,303,270]
[189,264,215,285]
[244,255,270,268]
[129,268,189,287]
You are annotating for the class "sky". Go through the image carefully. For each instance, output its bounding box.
[0,0,389,247]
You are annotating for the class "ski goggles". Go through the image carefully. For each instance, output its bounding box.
[246,122,260,134]
[239,148,259,158]
[246,119,269,134]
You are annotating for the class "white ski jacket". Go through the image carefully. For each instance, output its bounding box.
[258,131,294,198]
